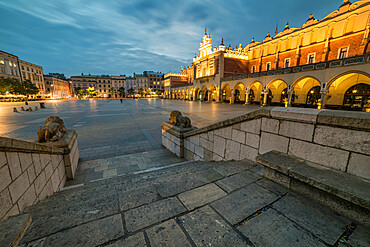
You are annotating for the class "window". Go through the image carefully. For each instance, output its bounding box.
[266,62,271,71]
[285,58,290,68]
[9,61,12,66]
[338,47,348,59]
[0,60,4,64]
[252,66,256,73]
[308,53,315,64]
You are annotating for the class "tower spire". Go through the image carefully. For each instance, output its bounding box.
[275,21,279,36]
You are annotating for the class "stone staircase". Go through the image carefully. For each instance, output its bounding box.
[5,159,369,247]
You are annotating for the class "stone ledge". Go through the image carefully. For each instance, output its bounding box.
[0,137,64,155]
[183,108,271,138]
[256,151,370,211]
[317,110,370,131]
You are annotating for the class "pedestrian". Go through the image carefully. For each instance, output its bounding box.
[25,101,28,105]
[120,99,123,103]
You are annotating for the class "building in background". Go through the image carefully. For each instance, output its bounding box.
[125,75,137,95]
[163,66,194,99]
[96,75,113,97]
[1,50,46,97]
[135,73,148,92]
[144,71,164,93]
[19,60,45,95]
[165,1,370,111]
[0,50,21,81]
[112,75,126,97]
[71,74,97,95]
[44,74,72,99]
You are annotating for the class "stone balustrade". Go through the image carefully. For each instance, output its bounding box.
[0,130,79,221]
[162,107,370,180]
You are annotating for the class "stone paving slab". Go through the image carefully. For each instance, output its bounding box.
[211,183,280,225]
[105,232,147,247]
[346,226,370,247]
[153,168,223,198]
[179,206,247,247]
[43,214,124,247]
[21,191,119,243]
[178,183,227,210]
[124,197,187,232]
[0,214,31,247]
[146,219,192,247]
[272,193,350,245]
[237,209,325,247]
[215,170,261,193]
[119,184,161,211]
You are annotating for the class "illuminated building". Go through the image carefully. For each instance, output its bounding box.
[44,74,72,99]
[19,60,45,95]
[164,0,370,111]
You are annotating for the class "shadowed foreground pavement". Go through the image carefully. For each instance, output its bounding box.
[19,160,369,247]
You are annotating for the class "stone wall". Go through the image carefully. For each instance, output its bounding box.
[162,107,370,180]
[0,131,79,221]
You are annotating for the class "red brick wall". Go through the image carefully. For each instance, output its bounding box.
[224,58,249,77]
[214,58,219,75]
[299,43,325,64]
[277,51,296,68]
[327,33,363,60]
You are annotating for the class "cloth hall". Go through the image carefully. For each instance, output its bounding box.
[163,0,370,111]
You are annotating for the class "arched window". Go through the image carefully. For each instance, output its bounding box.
[343,83,370,111]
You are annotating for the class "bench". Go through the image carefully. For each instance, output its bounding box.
[256,150,370,227]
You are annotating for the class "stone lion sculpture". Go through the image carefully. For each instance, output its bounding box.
[36,116,67,143]
[169,110,192,128]
[169,110,182,124]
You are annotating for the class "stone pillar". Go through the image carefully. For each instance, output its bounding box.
[230,89,234,104]
[208,91,211,102]
[263,90,268,106]
[244,89,250,105]
[320,92,327,109]
[216,87,221,102]
[287,90,293,107]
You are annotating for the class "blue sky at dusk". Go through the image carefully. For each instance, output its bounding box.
[0,0,342,77]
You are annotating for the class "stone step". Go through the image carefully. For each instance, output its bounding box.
[256,150,370,226]
[0,214,32,247]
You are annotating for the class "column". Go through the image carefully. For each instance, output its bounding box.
[244,89,250,105]
[262,90,268,106]
[216,87,221,102]
[287,90,293,107]
[319,91,327,109]
[230,89,234,104]
[208,91,211,102]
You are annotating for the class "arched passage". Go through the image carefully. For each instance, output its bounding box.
[221,84,232,103]
[247,81,263,105]
[326,71,370,111]
[193,87,200,101]
[234,83,246,104]
[266,79,288,106]
[292,76,321,108]
[209,85,217,101]
[200,86,208,101]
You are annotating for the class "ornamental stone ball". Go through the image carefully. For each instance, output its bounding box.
[36,116,67,143]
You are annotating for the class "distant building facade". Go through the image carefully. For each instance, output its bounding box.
[125,75,137,94]
[0,50,46,97]
[19,60,45,94]
[144,71,164,92]
[0,50,21,80]
[44,74,72,99]
[165,0,370,111]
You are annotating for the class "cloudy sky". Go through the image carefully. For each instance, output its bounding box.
[0,0,341,77]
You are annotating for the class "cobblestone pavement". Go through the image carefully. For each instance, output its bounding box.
[19,160,369,247]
